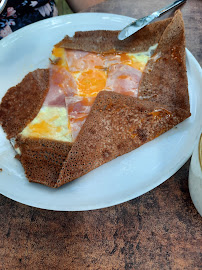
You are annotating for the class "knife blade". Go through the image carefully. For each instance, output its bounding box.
[118,0,187,41]
[0,0,8,14]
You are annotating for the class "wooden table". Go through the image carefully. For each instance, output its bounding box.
[0,0,201,269]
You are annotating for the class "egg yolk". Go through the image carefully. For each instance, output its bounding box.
[52,47,65,58]
[120,53,147,71]
[77,69,107,97]
[52,47,67,66]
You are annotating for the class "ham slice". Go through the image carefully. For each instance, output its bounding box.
[106,64,142,97]
[103,54,122,67]
[65,96,95,140]
[65,50,104,72]
[44,65,77,107]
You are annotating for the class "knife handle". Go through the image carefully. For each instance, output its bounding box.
[154,0,187,18]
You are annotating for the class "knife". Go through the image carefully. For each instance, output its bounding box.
[118,0,187,40]
[0,0,8,14]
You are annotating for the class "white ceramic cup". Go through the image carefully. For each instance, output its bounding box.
[189,133,202,216]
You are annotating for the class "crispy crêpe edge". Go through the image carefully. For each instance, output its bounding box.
[0,69,49,139]
[55,10,190,187]
[15,136,72,187]
[55,18,172,53]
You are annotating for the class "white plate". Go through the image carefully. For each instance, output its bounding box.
[0,13,202,211]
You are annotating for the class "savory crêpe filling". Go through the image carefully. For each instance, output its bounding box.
[20,44,158,142]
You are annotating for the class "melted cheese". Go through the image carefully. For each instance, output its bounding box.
[21,106,72,142]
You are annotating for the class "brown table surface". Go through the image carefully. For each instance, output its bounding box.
[1,0,201,269]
